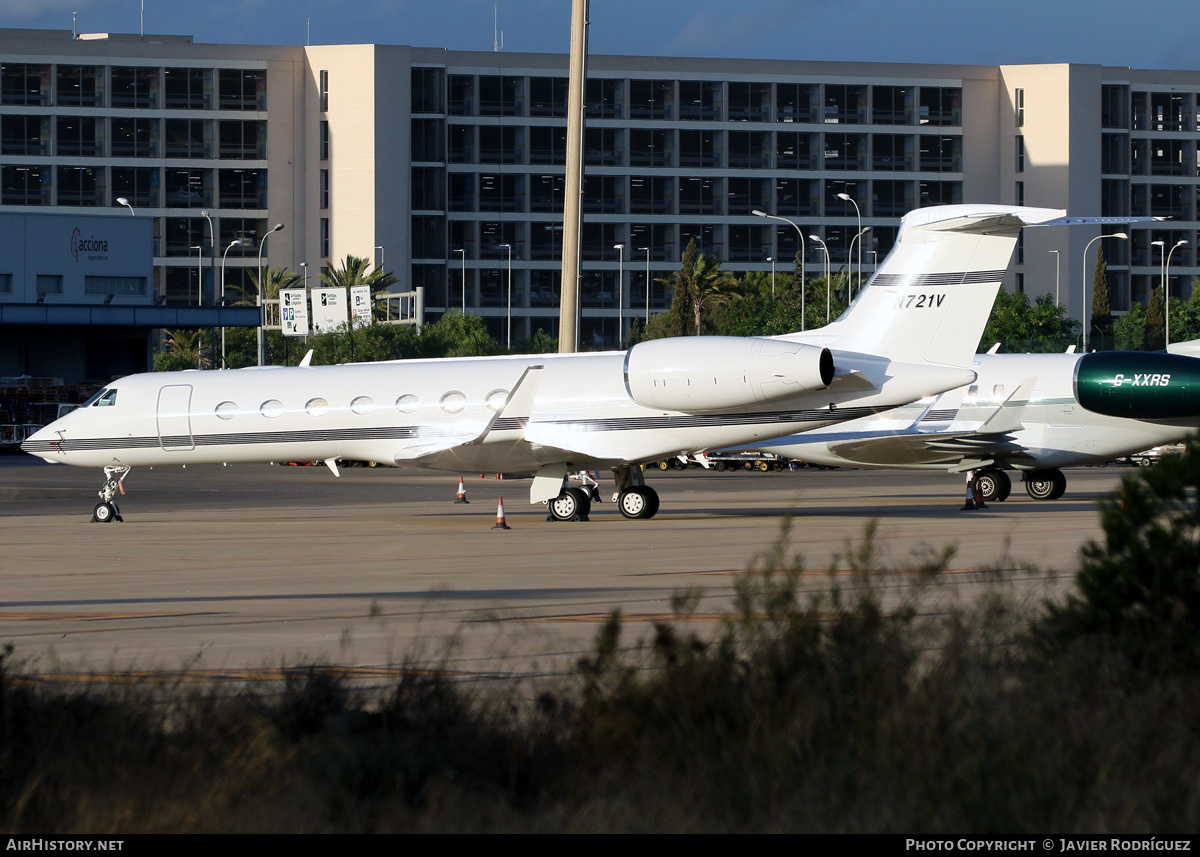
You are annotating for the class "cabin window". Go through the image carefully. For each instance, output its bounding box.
[260,399,284,418]
[215,401,238,420]
[396,394,419,414]
[485,389,510,412]
[95,390,117,407]
[350,396,375,415]
[439,391,467,414]
[305,397,330,416]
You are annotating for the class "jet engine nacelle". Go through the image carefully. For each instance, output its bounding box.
[1075,351,1200,419]
[624,336,835,413]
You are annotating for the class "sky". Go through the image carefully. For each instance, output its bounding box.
[3,0,1200,71]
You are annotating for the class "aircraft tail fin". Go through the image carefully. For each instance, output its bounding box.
[789,204,1066,367]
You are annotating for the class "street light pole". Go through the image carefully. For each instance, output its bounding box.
[499,243,512,348]
[1082,231,1126,353]
[192,245,203,308]
[809,235,831,324]
[614,243,624,347]
[257,222,285,367]
[1165,239,1189,347]
[1049,249,1061,306]
[837,191,863,295]
[200,209,214,306]
[847,226,871,302]
[220,238,245,369]
[753,210,805,330]
[767,256,775,298]
[116,196,135,216]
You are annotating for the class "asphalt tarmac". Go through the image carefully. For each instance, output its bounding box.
[0,455,1131,682]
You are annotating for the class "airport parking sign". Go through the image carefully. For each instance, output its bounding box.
[281,288,309,336]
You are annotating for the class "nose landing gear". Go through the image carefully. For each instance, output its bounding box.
[92,465,130,523]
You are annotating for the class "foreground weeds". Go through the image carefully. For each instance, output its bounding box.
[6,454,1200,831]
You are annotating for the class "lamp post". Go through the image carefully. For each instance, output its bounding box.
[453,248,466,315]
[614,243,624,347]
[837,191,863,294]
[499,243,513,348]
[847,226,871,302]
[375,245,385,271]
[220,238,246,369]
[200,209,214,305]
[767,256,775,298]
[116,196,135,215]
[809,235,831,323]
[257,222,285,366]
[640,246,650,323]
[1165,239,1189,347]
[1049,249,1061,306]
[753,210,805,330]
[1082,231,1126,353]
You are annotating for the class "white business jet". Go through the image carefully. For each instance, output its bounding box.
[753,343,1200,502]
[24,204,1062,523]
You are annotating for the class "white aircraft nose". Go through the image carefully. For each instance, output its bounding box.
[21,423,64,463]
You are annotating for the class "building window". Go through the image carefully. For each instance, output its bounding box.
[320,121,329,160]
[56,166,101,206]
[111,67,156,109]
[111,167,159,208]
[219,120,265,159]
[1,165,48,205]
[2,63,48,106]
[411,67,443,114]
[164,68,209,109]
[1015,136,1025,172]
[320,169,329,209]
[86,276,147,296]
[0,274,11,293]
[165,168,212,208]
[1015,88,1024,126]
[319,70,329,112]
[321,218,330,258]
[2,115,47,156]
[36,274,63,295]
[219,69,265,111]
[218,169,266,209]
[55,116,101,157]
[111,117,157,158]
[165,118,209,159]
[1015,180,1024,207]
[56,65,102,107]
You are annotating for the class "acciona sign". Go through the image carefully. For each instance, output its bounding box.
[70,226,110,263]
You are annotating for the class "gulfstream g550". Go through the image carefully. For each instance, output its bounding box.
[24,204,1070,522]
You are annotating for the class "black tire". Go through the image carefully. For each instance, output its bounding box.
[757,460,769,472]
[618,487,651,519]
[93,502,115,523]
[657,461,670,471]
[566,487,592,519]
[642,486,660,519]
[714,460,727,472]
[548,490,580,521]
[1025,469,1066,501]
[978,469,1012,502]
[1138,457,1153,467]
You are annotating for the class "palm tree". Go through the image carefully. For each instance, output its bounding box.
[235,266,302,303]
[161,328,205,369]
[689,251,737,336]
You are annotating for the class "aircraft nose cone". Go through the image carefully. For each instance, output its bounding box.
[20,424,63,461]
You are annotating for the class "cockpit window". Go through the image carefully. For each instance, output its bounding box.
[83,388,117,408]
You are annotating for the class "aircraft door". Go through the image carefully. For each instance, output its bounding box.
[157,385,195,451]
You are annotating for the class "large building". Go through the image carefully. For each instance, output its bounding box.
[2,26,1199,363]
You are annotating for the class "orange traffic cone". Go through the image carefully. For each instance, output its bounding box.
[961,479,977,511]
[493,496,511,529]
[455,477,469,504]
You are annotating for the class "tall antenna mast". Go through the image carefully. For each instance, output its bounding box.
[493,5,503,51]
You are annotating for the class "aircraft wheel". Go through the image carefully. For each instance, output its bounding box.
[1025,469,1066,501]
[642,486,660,519]
[93,502,115,523]
[549,490,581,521]
[618,487,652,519]
[978,469,1011,502]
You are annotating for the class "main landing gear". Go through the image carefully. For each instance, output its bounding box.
[544,465,661,522]
[976,468,1012,502]
[92,465,130,523]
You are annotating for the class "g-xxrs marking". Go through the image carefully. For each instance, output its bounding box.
[894,293,947,309]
